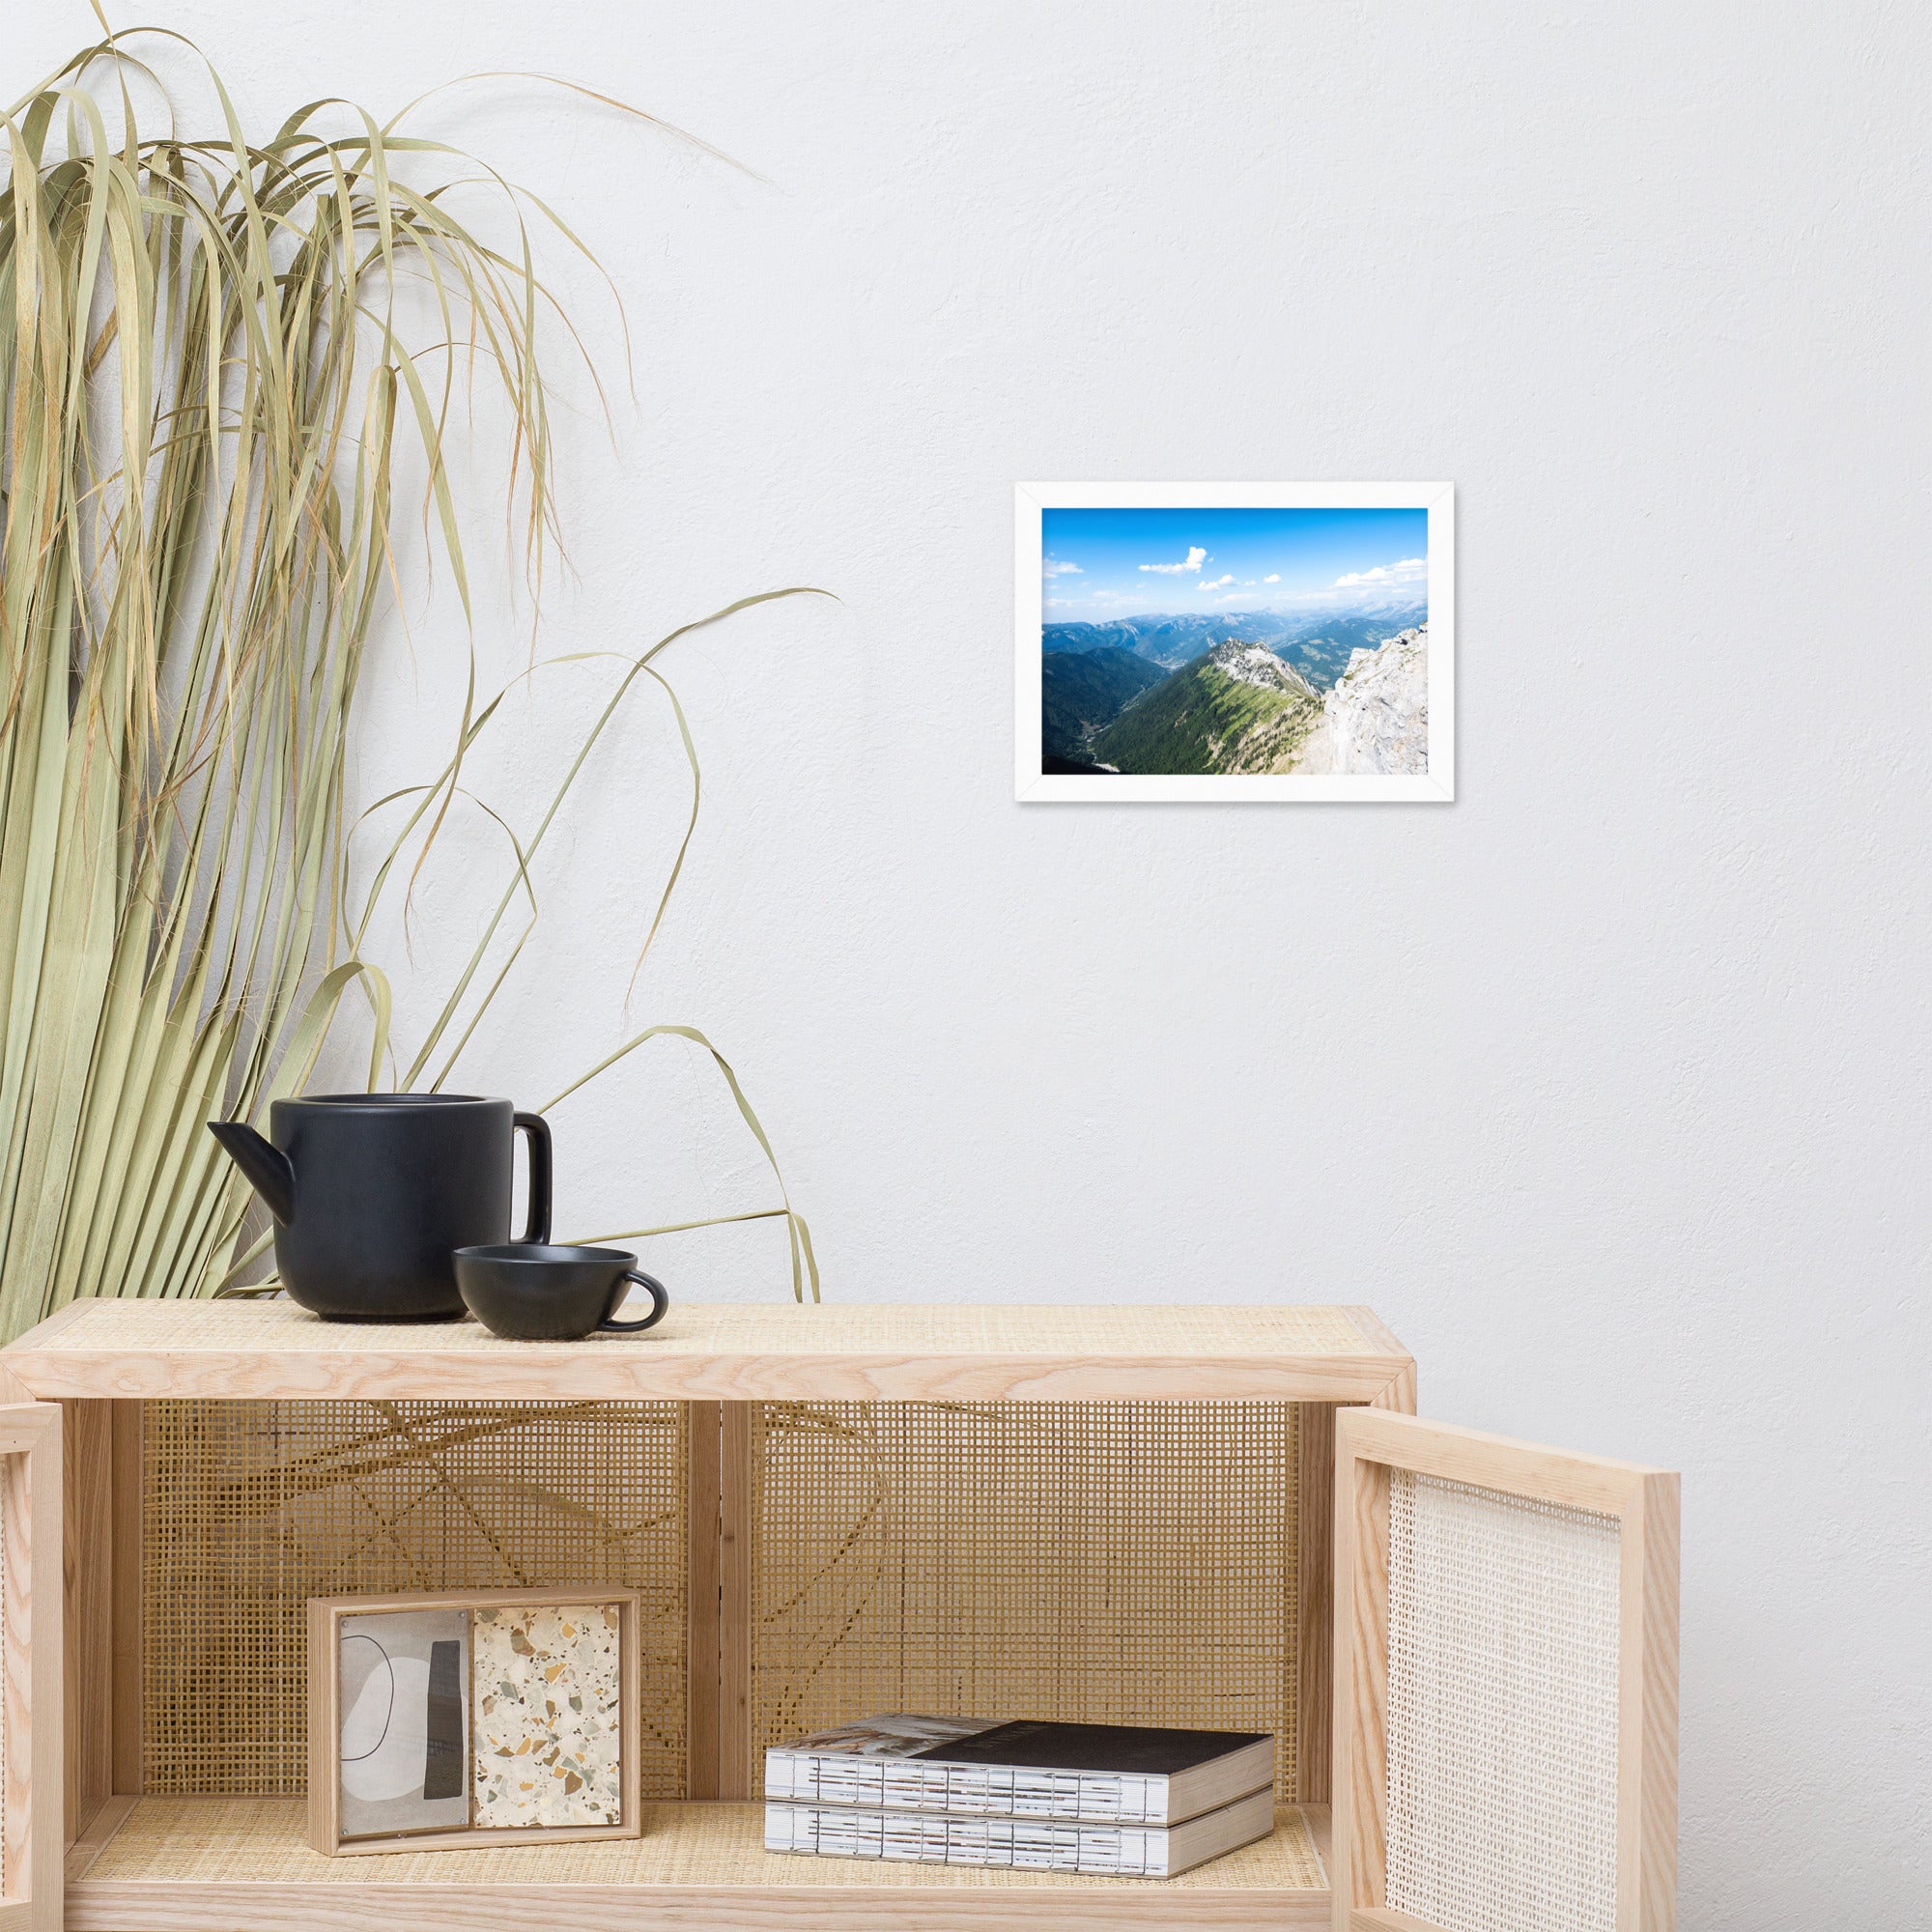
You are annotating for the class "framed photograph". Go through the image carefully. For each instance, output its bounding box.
[307,1586,642,1856]
[1015,482,1454,802]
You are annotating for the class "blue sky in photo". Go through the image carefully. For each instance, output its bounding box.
[1041,505,1428,618]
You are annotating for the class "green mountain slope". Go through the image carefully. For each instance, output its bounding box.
[1041,646,1168,761]
[1093,641,1322,775]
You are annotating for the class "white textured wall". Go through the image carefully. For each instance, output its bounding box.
[17,3,1928,1920]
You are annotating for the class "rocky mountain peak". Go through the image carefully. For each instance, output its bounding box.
[1293,624,1429,775]
[1207,638,1317,699]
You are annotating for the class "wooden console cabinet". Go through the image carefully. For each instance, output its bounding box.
[0,1298,1674,1932]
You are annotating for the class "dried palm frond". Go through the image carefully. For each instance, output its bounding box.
[0,28,818,1339]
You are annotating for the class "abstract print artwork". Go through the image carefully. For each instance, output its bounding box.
[337,1606,472,1838]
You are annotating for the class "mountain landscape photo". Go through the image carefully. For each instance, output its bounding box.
[1036,505,1433,779]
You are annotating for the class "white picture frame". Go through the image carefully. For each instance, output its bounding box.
[1015,481,1455,803]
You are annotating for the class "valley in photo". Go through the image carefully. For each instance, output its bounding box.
[1038,505,1430,777]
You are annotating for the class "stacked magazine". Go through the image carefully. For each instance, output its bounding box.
[764,1714,1276,1878]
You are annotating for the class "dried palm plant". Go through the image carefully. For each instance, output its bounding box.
[0,26,817,1340]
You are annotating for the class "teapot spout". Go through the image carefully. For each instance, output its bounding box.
[207,1120,296,1224]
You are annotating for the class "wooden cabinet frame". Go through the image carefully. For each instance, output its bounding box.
[685,1400,756,1800]
[0,1402,62,1932]
[0,1299,1675,1932]
[16,1300,1420,1928]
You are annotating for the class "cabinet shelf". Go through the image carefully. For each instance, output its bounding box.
[1,1296,1413,1404]
[65,1796,1333,1930]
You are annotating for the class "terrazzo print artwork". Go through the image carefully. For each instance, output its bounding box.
[471,1603,624,1828]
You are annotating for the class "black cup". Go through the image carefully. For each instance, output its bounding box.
[452,1243,670,1342]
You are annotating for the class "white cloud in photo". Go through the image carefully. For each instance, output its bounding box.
[1334,556,1427,588]
[1195,573,1236,590]
[1044,597,1077,608]
[1042,556,1082,578]
[1140,546,1208,575]
[1263,573,1280,582]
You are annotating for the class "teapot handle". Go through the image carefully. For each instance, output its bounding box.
[513,1112,553,1244]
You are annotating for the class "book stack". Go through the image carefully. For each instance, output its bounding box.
[764,1714,1276,1879]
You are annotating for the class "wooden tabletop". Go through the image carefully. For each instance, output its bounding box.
[1,1297,1412,1404]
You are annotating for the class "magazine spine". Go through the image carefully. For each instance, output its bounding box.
[763,1801,1177,1876]
[764,1751,1174,1823]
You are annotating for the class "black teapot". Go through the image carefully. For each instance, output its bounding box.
[209,1094,551,1321]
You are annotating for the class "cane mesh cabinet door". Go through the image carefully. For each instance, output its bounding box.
[1332,1409,1677,1932]
[0,1405,59,1932]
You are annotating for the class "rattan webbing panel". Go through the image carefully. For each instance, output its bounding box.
[1385,1469,1621,1932]
[752,1402,1299,1798]
[143,1401,686,1797]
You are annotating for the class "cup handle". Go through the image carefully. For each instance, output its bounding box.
[600,1270,669,1334]
[513,1112,553,1245]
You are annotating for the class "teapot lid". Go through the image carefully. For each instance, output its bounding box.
[281,1092,507,1108]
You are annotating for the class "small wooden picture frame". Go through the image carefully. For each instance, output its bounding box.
[307,1586,642,1856]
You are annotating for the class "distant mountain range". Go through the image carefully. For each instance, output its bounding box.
[1041,599,1425,692]
[1042,613,1273,670]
